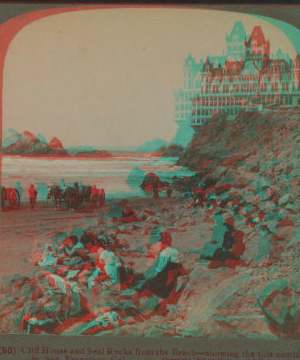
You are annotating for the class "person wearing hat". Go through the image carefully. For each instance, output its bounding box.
[37,244,57,267]
[28,184,37,210]
[99,248,122,286]
[91,184,100,208]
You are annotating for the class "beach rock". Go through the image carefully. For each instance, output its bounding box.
[286,227,300,249]
[140,173,165,192]
[22,131,36,141]
[126,168,145,187]
[36,134,47,144]
[49,137,63,150]
[140,295,161,312]
[265,201,276,211]
[200,242,222,260]
[258,280,299,338]
[278,194,291,206]
[2,128,24,148]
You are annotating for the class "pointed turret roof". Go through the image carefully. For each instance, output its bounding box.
[250,26,267,47]
[226,21,246,43]
[184,53,195,68]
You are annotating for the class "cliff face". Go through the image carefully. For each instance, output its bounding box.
[173,107,300,338]
[178,108,300,177]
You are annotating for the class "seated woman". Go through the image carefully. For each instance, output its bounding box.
[37,244,57,267]
[119,200,140,223]
[137,232,184,298]
[56,236,86,267]
[87,248,123,289]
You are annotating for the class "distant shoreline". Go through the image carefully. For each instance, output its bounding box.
[1,153,114,160]
[1,151,167,160]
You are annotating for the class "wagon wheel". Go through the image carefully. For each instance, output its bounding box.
[9,189,20,209]
[0,187,5,208]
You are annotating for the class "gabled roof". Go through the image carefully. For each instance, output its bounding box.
[250,26,267,47]
[184,53,195,68]
[226,21,247,43]
[276,48,284,60]
[208,55,227,68]
[224,60,243,71]
[212,67,223,79]
[241,60,260,76]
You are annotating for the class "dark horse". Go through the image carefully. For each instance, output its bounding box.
[76,184,92,208]
[48,185,63,210]
[48,185,78,211]
[64,186,78,211]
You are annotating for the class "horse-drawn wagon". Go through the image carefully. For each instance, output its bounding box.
[0,186,20,209]
[48,182,105,210]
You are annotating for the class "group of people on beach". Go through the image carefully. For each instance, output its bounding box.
[30,226,184,295]
[12,180,105,210]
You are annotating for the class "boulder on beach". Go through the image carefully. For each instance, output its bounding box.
[257,280,299,338]
[126,168,145,187]
[140,172,165,192]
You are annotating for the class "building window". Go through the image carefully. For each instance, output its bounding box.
[181,104,184,110]
[175,105,179,111]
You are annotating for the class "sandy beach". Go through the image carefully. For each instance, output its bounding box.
[0,195,210,279]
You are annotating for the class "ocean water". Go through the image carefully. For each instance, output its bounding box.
[1,152,195,200]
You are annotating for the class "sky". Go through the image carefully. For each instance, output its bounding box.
[2,8,297,148]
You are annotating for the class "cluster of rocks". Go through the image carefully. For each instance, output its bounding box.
[0,221,188,335]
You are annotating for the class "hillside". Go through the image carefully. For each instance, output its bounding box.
[170,107,300,338]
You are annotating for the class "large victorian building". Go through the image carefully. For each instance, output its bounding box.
[174,22,300,133]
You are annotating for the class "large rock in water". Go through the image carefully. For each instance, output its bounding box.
[36,133,47,144]
[22,131,35,141]
[49,137,63,150]
[126,168,145,187]
[2,128,25,148]
[140,172,165,192]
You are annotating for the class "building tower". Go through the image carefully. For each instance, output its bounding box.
[225,21,247,61]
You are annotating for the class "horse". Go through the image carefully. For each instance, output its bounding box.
[48,185,64,210]
[77,184,92,207]
[91,187,105,208]
[63,186,78,211]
